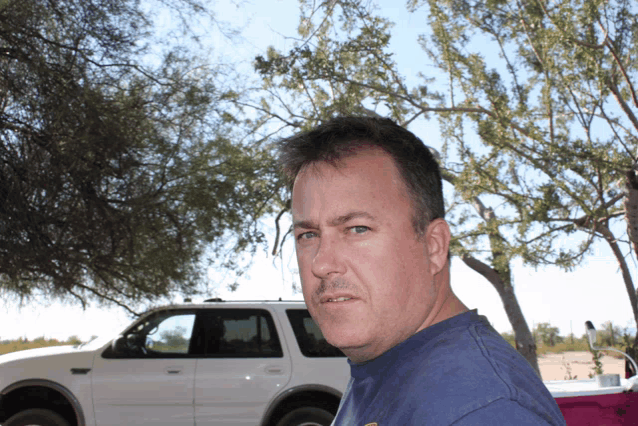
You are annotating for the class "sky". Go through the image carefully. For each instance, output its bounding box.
[0,0,636,343]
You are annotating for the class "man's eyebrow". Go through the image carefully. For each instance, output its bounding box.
[293,219,318,230]
[329,211,376,227]
[293,211,376,230]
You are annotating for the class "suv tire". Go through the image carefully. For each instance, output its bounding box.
[4,408,70,426]
[275,406,335,426]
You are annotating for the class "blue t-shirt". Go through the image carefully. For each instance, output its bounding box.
[332,310,566,425]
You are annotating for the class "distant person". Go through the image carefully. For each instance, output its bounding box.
[278,116,566,425]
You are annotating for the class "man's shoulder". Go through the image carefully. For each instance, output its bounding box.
[451,398,562,426]
[407,311,534,379]
[334,314,565,425]
[394,319,521,404]
[398,310,522,380]
[391,315,564,425]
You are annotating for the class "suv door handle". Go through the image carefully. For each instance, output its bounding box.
[265,366,284,375]
[165,367,183,375]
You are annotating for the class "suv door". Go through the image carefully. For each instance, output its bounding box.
[91,309,198,425]
[194,308,292,425]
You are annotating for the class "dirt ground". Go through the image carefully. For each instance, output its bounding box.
[538,351,625,381]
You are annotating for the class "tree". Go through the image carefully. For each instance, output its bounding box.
[419,0,638,359]
[418,0,638,343]
[159,326,188,349]
[598,320,624,346]
[252,0,638,375]
[252,0,541,375]
[534,322,563,347]
[66,335,82,346]
[0,0,280,314]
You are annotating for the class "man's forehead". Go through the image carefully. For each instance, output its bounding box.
[291,151,409,225]
[293,146,396,184]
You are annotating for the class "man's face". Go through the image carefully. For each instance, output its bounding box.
[291,148,449,362]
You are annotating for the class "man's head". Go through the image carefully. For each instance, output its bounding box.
[279,116,445,237]
[279,116,466,362]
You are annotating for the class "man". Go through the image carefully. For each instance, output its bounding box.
[278,116,565,425]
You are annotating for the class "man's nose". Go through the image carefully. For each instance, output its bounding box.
[311,235,346,278]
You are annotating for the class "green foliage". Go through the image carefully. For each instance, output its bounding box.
[502,328,609,355]
[157,326,188,350]
[534,322,564,347]
[251,0,638,367]
[535,339,590,355]
[253,1,421,128]
[0,0,280,311]
[0,337,74,355]
[589,348,605,377]
[253,0,638,272]
[597,321,624,346]
[66,335,82,346]
[422,0,637,272]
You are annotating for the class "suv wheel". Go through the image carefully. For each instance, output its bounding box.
[276,406,335,426]
[4,408,70,426]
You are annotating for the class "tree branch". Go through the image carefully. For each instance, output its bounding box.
[461,254,503,290]
[271,200,291,256]
[606,76,638,133]
[74,282,142,316]
[600,20,638,109]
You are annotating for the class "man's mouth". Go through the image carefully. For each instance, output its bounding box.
[320,294,358,304]
[326,297,353,302]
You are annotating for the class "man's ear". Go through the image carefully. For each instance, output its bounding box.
[425,218,451,274]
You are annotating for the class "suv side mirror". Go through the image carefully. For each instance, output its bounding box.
[111,336,128,355]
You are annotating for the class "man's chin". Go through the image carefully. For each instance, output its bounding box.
[339,345,378,363]
[324,332,368,354]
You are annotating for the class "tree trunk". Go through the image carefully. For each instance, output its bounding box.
[597,223,638,330]
[621,169,638,369]
[624,170,638,259]
[461,254,542,378]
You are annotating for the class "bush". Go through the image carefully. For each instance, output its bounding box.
[66,335,82,346]
[536,340,590,355]
[0,337,73,355]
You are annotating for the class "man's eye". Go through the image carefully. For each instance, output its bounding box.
[297,232,317,241]
[349,226,370,235]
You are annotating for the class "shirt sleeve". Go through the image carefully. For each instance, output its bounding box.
[451,398,564,426]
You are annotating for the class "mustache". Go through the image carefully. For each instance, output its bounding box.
[316,277,356,297]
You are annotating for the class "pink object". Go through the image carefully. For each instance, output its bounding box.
[555,392,638,425]
[548,323,638,424]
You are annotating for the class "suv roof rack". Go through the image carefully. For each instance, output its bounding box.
[202,297,302,303]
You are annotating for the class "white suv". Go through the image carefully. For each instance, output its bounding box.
[0,300,350,426]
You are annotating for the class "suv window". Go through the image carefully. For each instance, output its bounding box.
[148,313,195,354]
[104,309,198,358]
[286,309,345,358]
[200,309,283,358]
